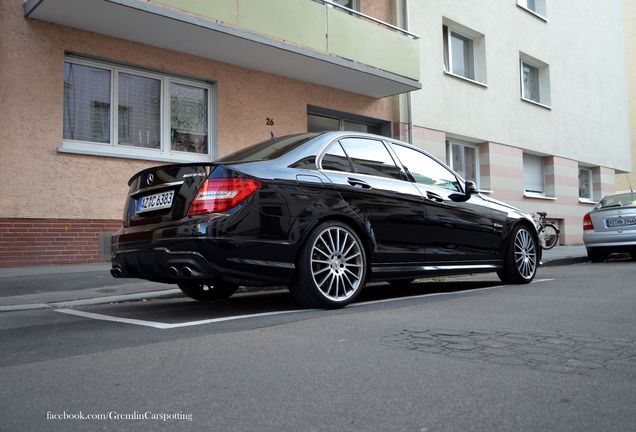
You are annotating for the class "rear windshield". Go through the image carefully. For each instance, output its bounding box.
[595,193,636,209]
[216,133,319,163]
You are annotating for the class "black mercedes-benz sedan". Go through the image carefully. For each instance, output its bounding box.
[111,132,540,308]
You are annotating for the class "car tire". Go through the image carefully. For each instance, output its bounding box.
[178,281,239,302]
[586,248,607,263]
[290,221,367,309]
[497,225,538,284]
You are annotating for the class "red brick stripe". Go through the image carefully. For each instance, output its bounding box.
[0,218,122,268]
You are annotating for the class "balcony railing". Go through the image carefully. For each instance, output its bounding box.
[151,0,420,81]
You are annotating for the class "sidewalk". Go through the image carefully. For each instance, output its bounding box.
[0,245,590,312]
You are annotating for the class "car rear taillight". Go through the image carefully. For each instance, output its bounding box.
[187,178,261,216]
[583,213,594,231]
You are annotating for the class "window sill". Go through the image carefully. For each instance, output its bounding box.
[524,192,556,201]
[521,97,552,110]
[443,70,488,88]
[579,198,596,205]
[477,189,493,194]
[516,4,549,22]
[58,141,214,164]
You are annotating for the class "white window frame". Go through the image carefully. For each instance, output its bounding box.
[578,166,594,201]
[520,53,551,109]
[446,140,480,188]
[61,56,216,163]
[523,153,546,197]
[516,0,548,21]
[442,20,487,87]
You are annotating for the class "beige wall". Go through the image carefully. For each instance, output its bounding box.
[0,0,392,220]
[617,0,636,192]
[361,0,394,25]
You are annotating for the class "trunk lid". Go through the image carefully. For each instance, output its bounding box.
[123,164,214,226]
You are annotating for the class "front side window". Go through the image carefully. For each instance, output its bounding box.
[339,138,402,180]
[523,154,545,195]
[392,144,462,192]
[446,141,478,186]
[579,167,593,200]
[63,58,214,162]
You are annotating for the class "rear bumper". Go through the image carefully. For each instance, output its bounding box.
[111,214,297,285]
[583,230,636,248]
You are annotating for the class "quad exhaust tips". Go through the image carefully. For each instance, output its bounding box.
[167,266,200,278]
[168,266,179,278]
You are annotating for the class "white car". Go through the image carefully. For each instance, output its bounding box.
[583,192,636,262]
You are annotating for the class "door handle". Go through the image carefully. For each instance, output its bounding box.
[426,191,444,202]
[347,178,371,189]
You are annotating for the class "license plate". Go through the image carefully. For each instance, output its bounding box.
[606,217,636,227]
[137,190,174,213]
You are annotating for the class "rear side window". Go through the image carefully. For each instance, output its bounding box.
[216,133,318,163]
[391,144,462,192]
[321,142,354,172]
[339,138,403,180]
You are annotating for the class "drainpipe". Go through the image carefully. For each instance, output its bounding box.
[403,0,414,144]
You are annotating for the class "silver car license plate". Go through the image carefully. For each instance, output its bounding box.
[137,190,174,213]
[606,217,636,227]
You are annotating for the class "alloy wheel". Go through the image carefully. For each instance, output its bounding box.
[514,228,537,279]
[310,226,364,301]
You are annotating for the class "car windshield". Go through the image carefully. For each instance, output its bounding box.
[595,193,636,209]
[216,133,319,163]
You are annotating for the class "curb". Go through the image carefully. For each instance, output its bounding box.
[542,256,589,267]
[0,289,183,313]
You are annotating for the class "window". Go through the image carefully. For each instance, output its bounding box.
[442,20,486,84]
[517,0,547,19]
[523,154,545,195]
[308,113,381,135]
[446,140,478,187]
[63,57,214,162]
[579,167,593,200]
[520,54,551,107]
[338,138,403,180]
[392,144,462,192]
[330,0,359,11]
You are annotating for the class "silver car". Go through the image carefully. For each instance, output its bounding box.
[583,192,636,262]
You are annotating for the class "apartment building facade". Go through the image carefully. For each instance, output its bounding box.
[617,0,636,193]
[0,0,630,267]
[0,0,419,266]
[396,0,630,244]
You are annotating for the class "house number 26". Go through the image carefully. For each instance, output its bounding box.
[266,118,275,126]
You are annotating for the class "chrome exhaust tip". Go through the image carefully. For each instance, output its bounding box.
[168,266,179,278]
[110,267,123,278]
[181,267,193,278]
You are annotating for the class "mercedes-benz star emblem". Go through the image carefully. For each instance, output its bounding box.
[146,173,154,185]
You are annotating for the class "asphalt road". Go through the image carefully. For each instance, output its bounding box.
[0,261,635,432]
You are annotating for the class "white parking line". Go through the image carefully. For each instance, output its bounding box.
[55,308,309,329]
[55,279,555,329]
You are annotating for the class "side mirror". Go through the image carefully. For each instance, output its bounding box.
[465,181,478,194]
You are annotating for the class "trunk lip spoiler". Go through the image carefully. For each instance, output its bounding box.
[130,181,184,197]
[127,162,217,186]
